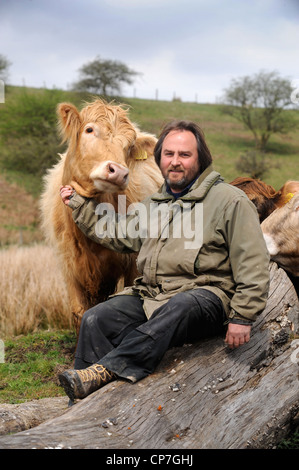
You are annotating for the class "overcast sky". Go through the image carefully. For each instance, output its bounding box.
[1,0,299,103]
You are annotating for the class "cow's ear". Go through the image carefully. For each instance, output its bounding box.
[130,132,157,161]
[57,103,81,144]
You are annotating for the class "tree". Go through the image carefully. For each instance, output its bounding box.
[235,149,278,180]
[73,56,140,96]
[222,70,298,151]
[0,54,11,81]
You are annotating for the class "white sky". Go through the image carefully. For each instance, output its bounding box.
[1,0,299,103]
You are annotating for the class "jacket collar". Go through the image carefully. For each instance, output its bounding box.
[151,165,222,203]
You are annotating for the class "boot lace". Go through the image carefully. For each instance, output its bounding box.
[78,364,114,384]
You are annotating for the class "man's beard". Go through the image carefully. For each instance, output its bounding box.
[165,165,200,191]
[166,175,188,191]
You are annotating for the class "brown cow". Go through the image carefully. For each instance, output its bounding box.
[230,177,299,221]
[230,176,299,296]
[229,177,282,222]
[40,99,163,333]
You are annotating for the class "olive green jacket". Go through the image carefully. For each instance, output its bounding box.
[68,166,270,322]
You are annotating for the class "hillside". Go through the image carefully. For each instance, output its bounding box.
[125,97,299,188]
[0,176,42,246]
[0,86,298,246]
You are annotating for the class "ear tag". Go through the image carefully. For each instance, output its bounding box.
[135,150,148,160]
[285,192,294,203]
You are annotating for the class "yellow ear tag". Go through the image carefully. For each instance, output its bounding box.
[135,150,148,161]
[284,192,294,203]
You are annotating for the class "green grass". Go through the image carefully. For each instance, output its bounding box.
[0,330,76,404]
[277,428,299,449]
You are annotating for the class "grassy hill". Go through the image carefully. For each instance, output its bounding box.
[126,97,299,188]
[0,85,298,246]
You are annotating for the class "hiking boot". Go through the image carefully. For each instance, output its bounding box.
[58,364,116,401]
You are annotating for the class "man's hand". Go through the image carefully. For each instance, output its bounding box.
[60,185,74,206]
[225,323,251,349]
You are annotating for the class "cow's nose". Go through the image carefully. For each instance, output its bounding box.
[107,162,129,186]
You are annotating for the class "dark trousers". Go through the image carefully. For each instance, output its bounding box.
[74,288,227,383]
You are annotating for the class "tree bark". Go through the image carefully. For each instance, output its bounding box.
[0,397,69,436]
[0,262,298,449]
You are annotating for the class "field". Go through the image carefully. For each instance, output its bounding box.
[0,87,298,446]
[0,244,74,403]
[0,244,71,336]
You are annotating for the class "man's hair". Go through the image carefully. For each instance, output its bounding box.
[154,120,213,172]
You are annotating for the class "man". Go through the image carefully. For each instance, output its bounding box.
[58,120,270,403]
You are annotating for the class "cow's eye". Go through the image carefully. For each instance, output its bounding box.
[86,127,94,133]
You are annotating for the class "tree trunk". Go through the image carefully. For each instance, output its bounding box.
[0,262,298,449]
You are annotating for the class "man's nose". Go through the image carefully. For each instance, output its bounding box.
[171,154,181,166]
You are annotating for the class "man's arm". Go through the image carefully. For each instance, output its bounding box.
[223,196,270,348]
[60,186,142,253]
[226,197,270,322]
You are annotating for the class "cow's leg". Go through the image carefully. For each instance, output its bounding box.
[66,280,90,336]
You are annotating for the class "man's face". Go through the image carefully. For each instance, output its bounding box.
[160,130,200,193]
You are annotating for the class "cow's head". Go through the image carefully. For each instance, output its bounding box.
[229,177,280,222]
[277,180,299,207]
[58,99,157,197]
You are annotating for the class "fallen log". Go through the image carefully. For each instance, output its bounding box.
[0,397,69,436]
[0,261,298,449]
